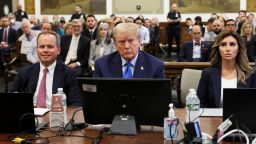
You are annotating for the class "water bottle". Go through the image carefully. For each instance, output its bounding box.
[56,88,67,124]
[185,89,200,123]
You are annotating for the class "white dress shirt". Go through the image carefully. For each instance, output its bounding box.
[192,40,201,59]
[220,77,237,107]
[33,61,57,108]
[65,34,80,65]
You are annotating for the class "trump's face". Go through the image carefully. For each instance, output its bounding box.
[115,33,140,61]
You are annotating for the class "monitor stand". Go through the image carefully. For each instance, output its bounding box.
[109,115,137,135]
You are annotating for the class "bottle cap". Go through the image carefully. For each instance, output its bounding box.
[57,88,63,91]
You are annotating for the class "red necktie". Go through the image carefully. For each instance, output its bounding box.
[3,28,8,42]
[36,68,48,108]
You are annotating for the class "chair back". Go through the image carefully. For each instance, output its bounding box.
[180,68,202,106]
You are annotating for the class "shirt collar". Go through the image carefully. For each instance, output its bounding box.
[40,60,57,75]
[193,40,201,45]
[72,34,81,40]
[121,52,139,67]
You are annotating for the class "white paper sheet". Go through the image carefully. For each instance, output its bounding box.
[200,108,223,117]
[34,108,50,116]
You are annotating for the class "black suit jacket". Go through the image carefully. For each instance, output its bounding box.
[197,67,256,108]
[81,27,98,41]
[0,27,17,48]
[11,62,82,106]
[60,35,90,69]
[243,35,256,62]
[179,41,212,62]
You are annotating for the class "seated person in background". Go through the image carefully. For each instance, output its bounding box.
[240,21,256,62]
[197,30,255,108]
[93,23,164,78]
[11,31,82,107]
[179,25,212,62]
[225,19,237,31]
[26,22,51,64]
[0,16,17,65]
[19,19,40,42]
[60,19,90,76]
[88,23,116,69]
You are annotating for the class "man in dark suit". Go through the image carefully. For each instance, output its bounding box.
[11,31,82,107]
[81,15,98,41]
[93,23,164,78]
[60,19,90,76]
[179,25,212,62]
[70,4,86,22]
[0,16,17,65]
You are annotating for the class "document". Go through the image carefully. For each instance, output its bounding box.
[20,40,31,54]
[200,108,223,117]
[34,108,50,116]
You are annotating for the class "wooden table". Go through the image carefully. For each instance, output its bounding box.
[0,107,225,144]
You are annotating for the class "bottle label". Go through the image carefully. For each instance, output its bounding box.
[164,118,178,140]
[51,94,63,112]
[186,104,200,111]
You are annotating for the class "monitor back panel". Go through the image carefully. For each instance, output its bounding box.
[223,88,256,133]
[0,93,35,133]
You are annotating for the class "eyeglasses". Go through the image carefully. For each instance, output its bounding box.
[226,24,235,26]
[117,39,137,46]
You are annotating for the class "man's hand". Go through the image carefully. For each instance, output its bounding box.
[68,63,78,68]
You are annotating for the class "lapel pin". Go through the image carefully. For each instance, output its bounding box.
[141,66,144,71]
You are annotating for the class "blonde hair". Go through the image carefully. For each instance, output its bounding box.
[240,21,255,36]
[211,30,253,84]
[112,23,140,41]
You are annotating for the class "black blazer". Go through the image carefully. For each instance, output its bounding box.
[243,35,256,62]
[179,41,212,62]
[11,62,82,106]
[0,27,17,48]
[81,27,98,41]
[197,67,256,108]
[60,35,90,69]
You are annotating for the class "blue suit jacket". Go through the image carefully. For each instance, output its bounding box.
[11,62,82,106]
[93,51,165,78]
[178,41,212,62]
[197,67,256,108]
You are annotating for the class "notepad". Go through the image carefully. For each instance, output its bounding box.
[200,108,223,117]
[34,108,50,116]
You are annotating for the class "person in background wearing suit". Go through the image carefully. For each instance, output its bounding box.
[14,4,28,22]
[0,16,17,65]
[11,31,82,107]
[93,23,164,78]
[197,30,255,108]
[60,19,90,76]
[88,23,116,69]
[179,25,212,62]
[81,15,98,41]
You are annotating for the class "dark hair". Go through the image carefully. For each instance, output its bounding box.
[86,14,96,20]
[225,19,236,26]
[134,17,144,23]
[76,4,82,8]
[207,17,216,24]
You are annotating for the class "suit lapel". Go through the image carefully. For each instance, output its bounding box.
[188,42,194,61]
[52,62,63,94]
[133,51,145,78]
[30,64,40,92]
[110,52,123,77]
[212,68,221,107]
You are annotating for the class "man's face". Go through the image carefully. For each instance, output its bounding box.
[144,19,151,28]
[72,22,83,36]
[37,34,60,67]
[21,23,31,34]
[41,23,51,32]
[212,21,223,34]
[225,21,236,31]
[191,26,202,42]
[86,17,96,29]
[75,6,81,13]
[126,18,134,23]
[115,33,140,61]
[171,3,177,11]
[1,17,10,27]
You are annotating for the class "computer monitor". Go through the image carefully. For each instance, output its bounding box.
[0,93,36,133]
[223,88,256,133]
[78,77,172,134]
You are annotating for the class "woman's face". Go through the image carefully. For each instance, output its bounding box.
[244,24,253,35]
[65,25,73,35]
[99,27,108,38]
[219,36,239,62]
